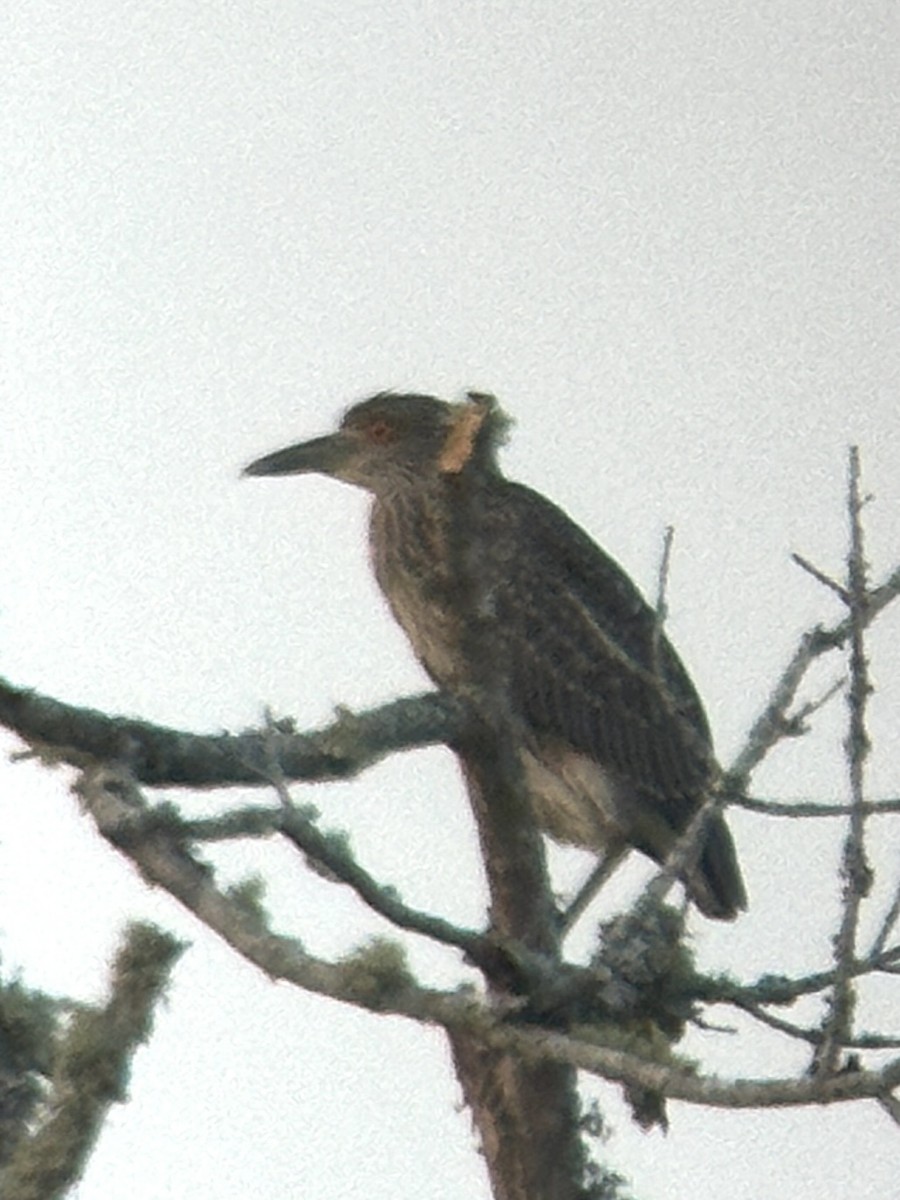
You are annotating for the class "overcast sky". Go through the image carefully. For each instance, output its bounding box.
[2,2,899,1197]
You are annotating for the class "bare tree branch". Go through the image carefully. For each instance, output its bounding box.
[111,793,900,1041]
[736,795,900,818]
[724,559,900,795]
[4,556,897,801]
[177,804,287,840]
[0,680,466,789]
[814,447,874,1075]
[870,871,900,961]
[233,753,520,982]
[787,676,847,730]
[68,765,900,1116]
[696,944,900,1008]
[791,552,850,603]
[730,997,900,1050]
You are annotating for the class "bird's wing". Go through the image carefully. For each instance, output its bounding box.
[482,482,714,823]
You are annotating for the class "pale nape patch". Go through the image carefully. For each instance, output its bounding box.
[437,397,491,474]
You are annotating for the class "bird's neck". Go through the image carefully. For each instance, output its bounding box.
[369,478,459,579]
[367,475,494,689]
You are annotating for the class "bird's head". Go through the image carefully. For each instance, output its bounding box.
[243,391,508,495]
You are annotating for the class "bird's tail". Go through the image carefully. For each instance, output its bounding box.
[690,814,748,920]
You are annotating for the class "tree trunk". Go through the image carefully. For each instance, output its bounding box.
[449,736,589,1200]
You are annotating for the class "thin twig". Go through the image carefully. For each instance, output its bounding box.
[558,847,627,934]
[176,805,286,841]
[791,553,850,603]
[264,765,490,965]
[651,524,675,679]
[788,677,847,728]
[814,447,874,1075]
[743,676,846,748]
[147,798,490,964]
[733,999,828,1044]
[583,523,710,924]
[736,795,900,818]
[696,947,900,1008]
[731,998,900,1050]
[724,560,900,795]
[869,870,900,961]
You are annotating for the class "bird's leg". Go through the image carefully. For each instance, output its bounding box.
[558,846,629,934]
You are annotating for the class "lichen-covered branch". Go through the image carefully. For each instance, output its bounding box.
[695,946,900,1009]
[0,974,59,1172]
[0,923,183,1200]
[216,761,498,974]
[0,680,465,789]
[2,546,898,799]
[65,765,900,1120]
[71,787,900,1052]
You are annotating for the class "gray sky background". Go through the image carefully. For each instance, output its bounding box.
[2,2,899,1197]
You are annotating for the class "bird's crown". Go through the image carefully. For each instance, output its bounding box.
[341,391,509,475]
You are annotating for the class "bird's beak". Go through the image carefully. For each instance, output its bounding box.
[243,433,351,479]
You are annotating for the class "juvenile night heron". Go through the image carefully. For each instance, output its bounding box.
[244,392,747,920]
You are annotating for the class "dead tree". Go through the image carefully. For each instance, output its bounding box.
[1,447,898,1198]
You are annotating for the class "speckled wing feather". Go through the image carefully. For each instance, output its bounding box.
[482,481,715,828]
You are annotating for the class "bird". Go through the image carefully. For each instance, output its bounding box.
[244,391,747,920]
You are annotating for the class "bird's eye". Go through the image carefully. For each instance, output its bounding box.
[366,419,393,444]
